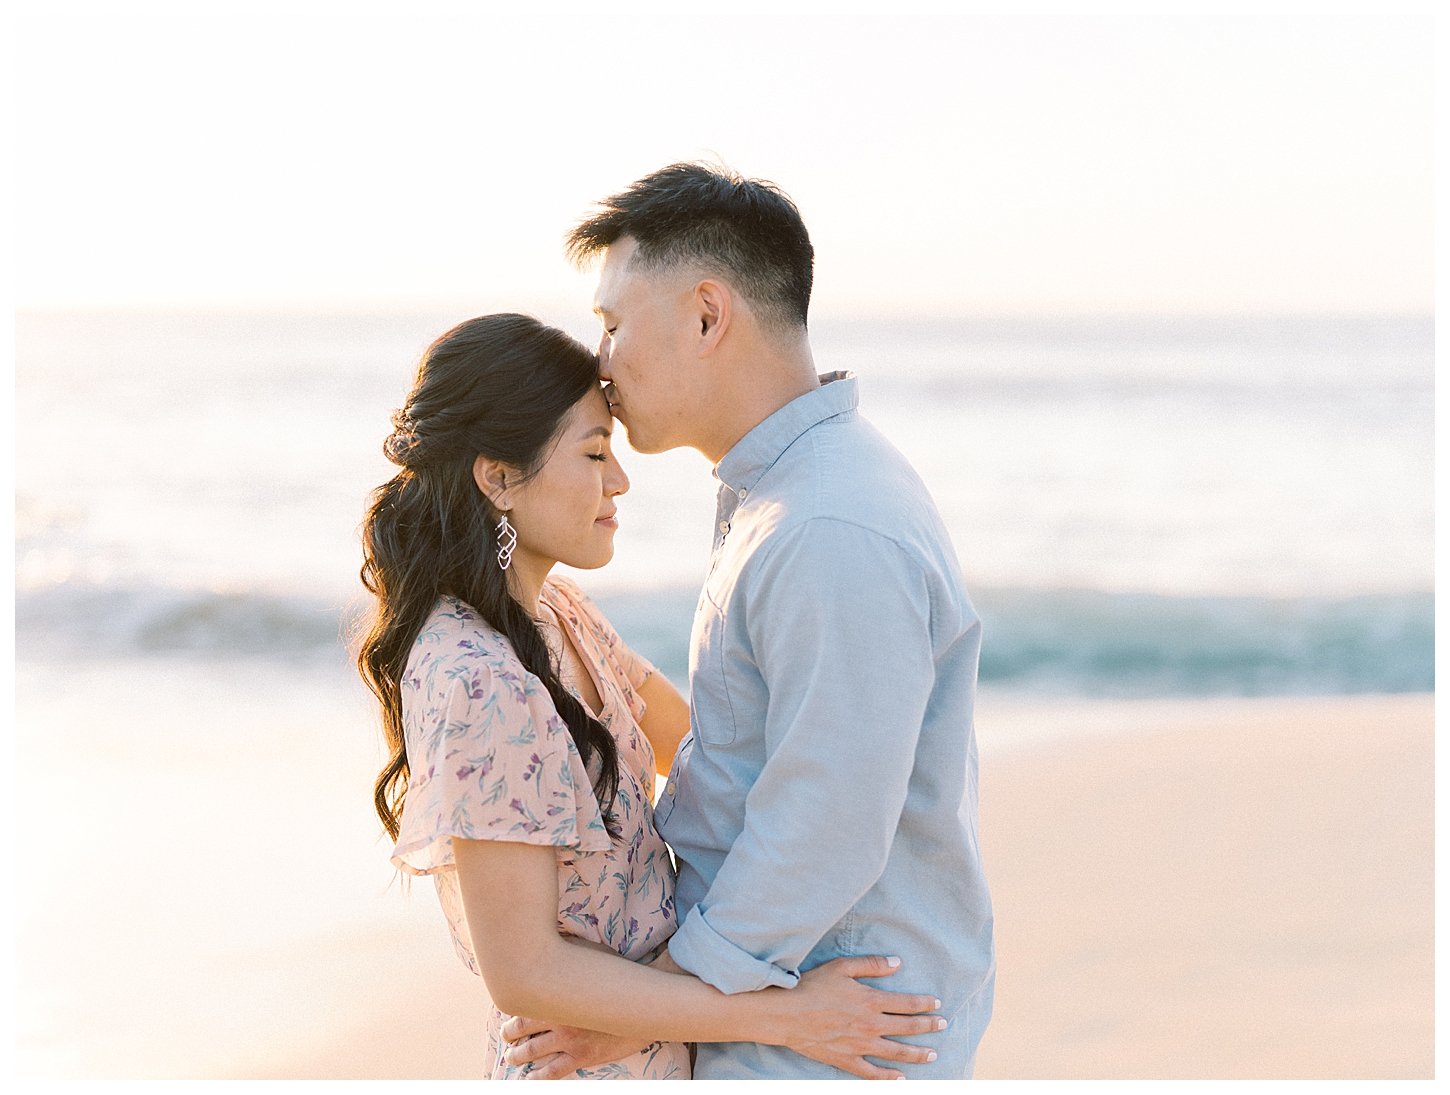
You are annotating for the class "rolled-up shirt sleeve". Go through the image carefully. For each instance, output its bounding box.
[667,518,936,994]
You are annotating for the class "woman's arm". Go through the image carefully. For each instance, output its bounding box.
[453,837,944,1079]
[635,672,691,778]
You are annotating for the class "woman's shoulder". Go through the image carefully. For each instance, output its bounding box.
[541,577,656,702]
[542,573,589,608]
[541,574,612,636]
[401,596,570,756]
[392,595,612,870]
[406,596,528,689]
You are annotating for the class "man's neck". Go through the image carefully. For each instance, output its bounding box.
[697,340,820,465]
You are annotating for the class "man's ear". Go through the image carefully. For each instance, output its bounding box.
[473,455,514,510]
[694,278,732,358]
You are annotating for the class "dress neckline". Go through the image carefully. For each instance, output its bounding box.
[540,585,611,723]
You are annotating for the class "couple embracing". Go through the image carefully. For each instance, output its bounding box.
[358,163,995,1080]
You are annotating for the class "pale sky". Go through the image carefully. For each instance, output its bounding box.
[13,1,1434,316]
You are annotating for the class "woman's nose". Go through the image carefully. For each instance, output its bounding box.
[607,459,629,496]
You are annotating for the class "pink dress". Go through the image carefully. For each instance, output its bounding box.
[390,576,692,1080]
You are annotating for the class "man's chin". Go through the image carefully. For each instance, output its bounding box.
[619,421,660,454]
[615,417,680,455]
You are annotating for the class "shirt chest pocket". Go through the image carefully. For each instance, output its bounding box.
[688,580,738,746]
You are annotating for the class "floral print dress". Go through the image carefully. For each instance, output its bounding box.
[390,576,691,1080]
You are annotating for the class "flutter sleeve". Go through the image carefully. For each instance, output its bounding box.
[390,638,612,876]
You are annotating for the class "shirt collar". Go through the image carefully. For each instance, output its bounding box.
[715,371,858,494]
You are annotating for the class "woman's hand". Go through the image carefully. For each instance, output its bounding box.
[500,934,678,1078]
[774,955,946,1080]
[500,1015,653,1080]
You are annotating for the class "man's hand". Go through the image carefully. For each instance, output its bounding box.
[500,1015,653,1079]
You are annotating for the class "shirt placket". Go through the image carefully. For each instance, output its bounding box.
[708,483,741,577]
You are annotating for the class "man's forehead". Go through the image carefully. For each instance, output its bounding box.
[592,237,641,313]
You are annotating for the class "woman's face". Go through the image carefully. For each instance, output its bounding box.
[503,386,629,573]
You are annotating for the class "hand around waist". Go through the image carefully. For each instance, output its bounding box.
[502,953,946,1080]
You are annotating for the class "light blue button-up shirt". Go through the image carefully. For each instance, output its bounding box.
[656,372,995,1079]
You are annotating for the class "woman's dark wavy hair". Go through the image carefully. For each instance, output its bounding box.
[359,313,620,841]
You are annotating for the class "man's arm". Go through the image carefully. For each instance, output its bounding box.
[668,519,937,994]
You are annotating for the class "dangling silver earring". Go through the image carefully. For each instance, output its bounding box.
[496,512,517,570]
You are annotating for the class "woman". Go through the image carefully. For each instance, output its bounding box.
[358,314,944,1079]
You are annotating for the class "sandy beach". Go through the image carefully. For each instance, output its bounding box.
[971,691,1434,1079]
[15,674,1432,1080]
[252,692,1433,1081]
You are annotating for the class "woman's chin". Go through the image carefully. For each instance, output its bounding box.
[559,544,615,571]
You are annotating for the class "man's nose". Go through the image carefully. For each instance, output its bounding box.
[597,332,612,380]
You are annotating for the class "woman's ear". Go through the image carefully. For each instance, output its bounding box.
[473,455,513,510]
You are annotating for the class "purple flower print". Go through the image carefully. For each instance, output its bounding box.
[523,753,543,782]
[455,755,494,781]
[508,798,546,834]
[563,902,599,929]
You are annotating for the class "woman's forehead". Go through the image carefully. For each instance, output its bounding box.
[566,386,613,436]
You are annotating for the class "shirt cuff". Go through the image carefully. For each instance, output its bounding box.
[667,905,801,994]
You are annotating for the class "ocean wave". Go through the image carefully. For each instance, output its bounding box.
[593,586,1434,697]
[16,581,1433,697]
[16,583,356,659]
[969,588,1434,696]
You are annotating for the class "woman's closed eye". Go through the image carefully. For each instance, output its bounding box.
[588,452,608,462]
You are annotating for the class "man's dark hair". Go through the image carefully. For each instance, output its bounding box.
[566,162,814,329]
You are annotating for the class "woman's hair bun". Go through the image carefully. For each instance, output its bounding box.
[383,410,421,467]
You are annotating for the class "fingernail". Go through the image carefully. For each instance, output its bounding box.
[933,999,942,1010]
[887,956,902,968]
[927,1051,937,1061]
[936,1017,948,1030]
[896,1075,907,1080]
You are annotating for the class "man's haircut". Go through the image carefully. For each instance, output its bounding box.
[566,162,814,329]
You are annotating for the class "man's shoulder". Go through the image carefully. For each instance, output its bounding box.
[763,414,942,546]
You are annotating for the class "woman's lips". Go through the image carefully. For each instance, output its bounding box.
[595,515,618,529]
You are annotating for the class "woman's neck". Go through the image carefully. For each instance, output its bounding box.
[505,549,555,618]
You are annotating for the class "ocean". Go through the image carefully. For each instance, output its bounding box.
[15,310,1434,694]
[12,309,1434,1077]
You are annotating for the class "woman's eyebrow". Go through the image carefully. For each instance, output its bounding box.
[578,425,612,440]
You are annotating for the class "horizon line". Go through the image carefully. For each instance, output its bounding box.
[13,302,1435,323]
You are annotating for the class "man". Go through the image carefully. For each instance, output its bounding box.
[512,163,994,1078]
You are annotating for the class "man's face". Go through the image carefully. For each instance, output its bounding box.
[593,237,702,454]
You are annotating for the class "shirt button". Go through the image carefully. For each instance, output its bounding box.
[665,781,676,795]
[719,521,730,532]
[737,488,748,500]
